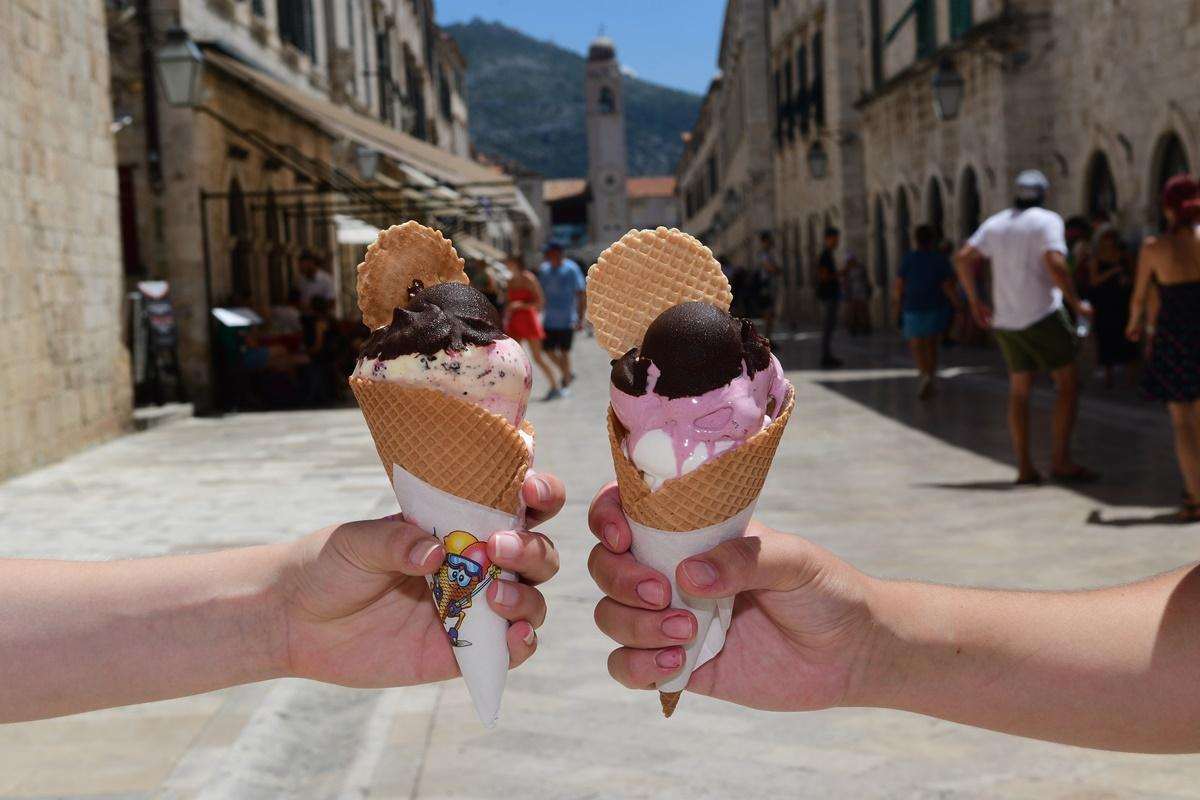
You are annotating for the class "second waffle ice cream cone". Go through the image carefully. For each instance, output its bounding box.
[588,227,795,716]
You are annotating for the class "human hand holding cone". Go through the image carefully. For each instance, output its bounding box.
[350,221,534,726]
[587,227,795,717]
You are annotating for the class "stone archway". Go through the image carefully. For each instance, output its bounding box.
[926,176,945,242]
[1084,151,1118,220]
[1150,131,1191,230]
[958,166,981,241]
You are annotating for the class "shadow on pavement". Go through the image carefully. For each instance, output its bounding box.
[1085,509,1196,528]
[773,325,1180,510]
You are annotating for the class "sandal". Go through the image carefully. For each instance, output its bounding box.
[1051,466,1101,484]
[1014,471,1044,486]
[1178,498,1200,523]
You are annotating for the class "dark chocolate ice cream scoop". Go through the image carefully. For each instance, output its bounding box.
[611,301,773,398]
[359,281,503,360]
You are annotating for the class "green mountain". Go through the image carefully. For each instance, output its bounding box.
[443,19,703,178]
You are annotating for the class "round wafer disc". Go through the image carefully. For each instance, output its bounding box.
[586,227,731,358]
[356,221,468,330]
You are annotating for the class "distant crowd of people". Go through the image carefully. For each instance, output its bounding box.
[733,170,1200,522]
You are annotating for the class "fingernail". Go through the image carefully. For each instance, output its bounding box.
[655,648,683,670]
[491,531,520,560]
[493,580,517,607]
[602,523,620,550]
[636,580,665,607]
[682,559,717,588]
[661,614,693,641]
[522,624,536,646]
[411,540,441,567]
[531,475,551,504]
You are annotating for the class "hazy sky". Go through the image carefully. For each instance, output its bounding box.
[434,0,727,95]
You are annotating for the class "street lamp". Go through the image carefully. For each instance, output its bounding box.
[932,58,965,122]
[155,27,205,108]
[356,146,380,181]
[807,140,829,180]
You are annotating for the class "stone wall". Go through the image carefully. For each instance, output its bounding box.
[0,0,132,480]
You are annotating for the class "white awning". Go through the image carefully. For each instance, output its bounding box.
[334,214,379,245]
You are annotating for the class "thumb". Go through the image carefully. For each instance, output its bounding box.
[676,528,825,599]
[327,516,445,577]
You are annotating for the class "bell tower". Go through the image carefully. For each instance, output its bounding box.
[585,35,630,245]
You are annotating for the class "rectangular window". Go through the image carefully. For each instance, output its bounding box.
[252,0,265,15]
[950,0,973,39]
[117,166,142,276]
[783,58,794,140]
[916,0,937,59]
[773,68,783,146]
[277,0,315,57]
[810,32,825,129]
[797,44,809,134]
[869,0,883,88]
[707,156,718,197]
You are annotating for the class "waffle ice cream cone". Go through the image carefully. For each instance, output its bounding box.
[349,378,533,516]
[589,228,795,717]
[350,222,535,726]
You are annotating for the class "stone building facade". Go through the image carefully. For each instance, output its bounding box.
[858,0,1200,318]
[107,0,530,412]
[769,0,867,323]
[676,0,775,269]
[687,0,1200,325]
[1,1,132,480]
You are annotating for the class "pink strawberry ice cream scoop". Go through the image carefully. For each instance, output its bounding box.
[609,301,789,490]
[354,282,532,427]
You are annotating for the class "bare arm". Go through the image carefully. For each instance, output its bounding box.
[575,291,587,330]
[953,245,991,327]
[1126,241,1158,339]
[1044,250,1088,314]
[0,548,285,722]
[863,564,1200,753]
[892,276,905,321]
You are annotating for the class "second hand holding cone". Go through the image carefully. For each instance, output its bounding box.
[588,228,795,717]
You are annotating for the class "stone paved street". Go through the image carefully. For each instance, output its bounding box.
[1,333,1199,799]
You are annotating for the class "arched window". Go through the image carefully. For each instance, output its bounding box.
[598,86,616,114]
[958,166,981,241]
[895,187,912,258]
[926,177,944,242]
[1085,151,1118,219]
[872,195,889,314]
[227,179,252,301]
[1152,132,1191,230]
[265,189,287,304]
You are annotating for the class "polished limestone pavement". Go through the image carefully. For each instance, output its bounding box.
[0,330,1197,799]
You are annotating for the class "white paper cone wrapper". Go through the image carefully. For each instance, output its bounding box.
[391,463,523,728]
[627,503,756,694]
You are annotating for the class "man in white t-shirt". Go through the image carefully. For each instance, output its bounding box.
[297,251,337,310]
[954,170,1096,486]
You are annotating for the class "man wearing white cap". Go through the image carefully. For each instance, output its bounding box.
[954,170,1097,485]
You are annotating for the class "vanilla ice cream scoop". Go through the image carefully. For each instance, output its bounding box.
[609,302,787,490]
[354,282,532,426]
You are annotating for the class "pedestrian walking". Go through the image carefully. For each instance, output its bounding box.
[954,170,1096,485]
[297,250,336,310]
[815,226,843,368]
[1127,174,1200,522]
[537,241,587,398]
[752,231,782,341]
[1086,226,1139,388]
[842,253,873,336]
[895,225,961,399]
[503,254,559,397]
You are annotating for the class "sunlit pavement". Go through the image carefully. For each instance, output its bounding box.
[1,328,1197,799]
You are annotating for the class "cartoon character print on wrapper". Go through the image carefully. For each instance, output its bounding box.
[431,530,500,647]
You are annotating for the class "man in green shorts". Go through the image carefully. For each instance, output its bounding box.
[954,170,1096,485]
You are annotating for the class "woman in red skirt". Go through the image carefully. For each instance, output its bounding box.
[504,254,559,400]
